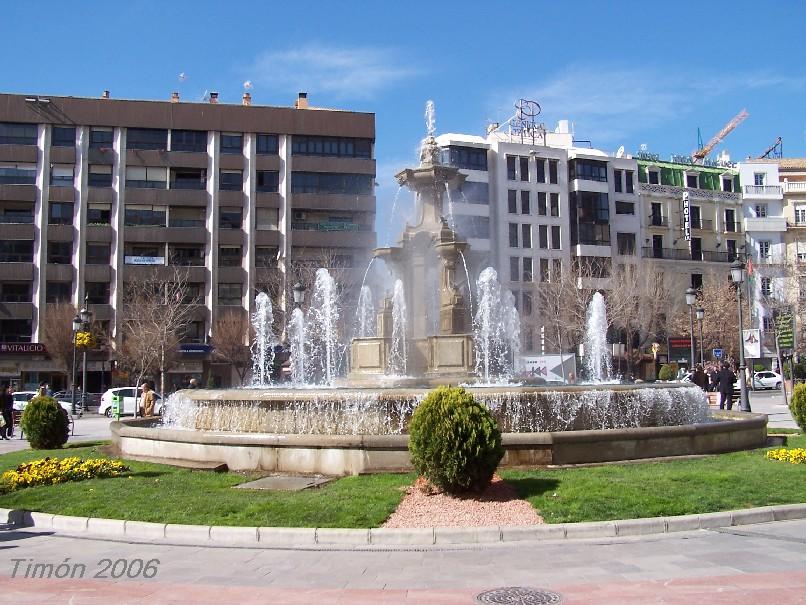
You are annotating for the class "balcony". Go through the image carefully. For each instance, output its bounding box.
[0,213,33,224]
[641,247,732,262]
[783,181,806,194]
[723,221,743,234]
[744,217,787,232]
[639,181,740,202]
[743,184,783,198]
[291,222,372,232]
[124,256,165,266]
[682,218,713,231]
[648,216,668,227]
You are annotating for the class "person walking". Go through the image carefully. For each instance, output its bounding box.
[139,382,156,417]
[692,364,708,390]
[716,363,737,410]
[1,384,13,439]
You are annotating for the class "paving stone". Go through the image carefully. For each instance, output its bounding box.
[433,527,501,544]
[698,511,733,529]
[209,525,258,544]
[86,517,126,537]
[616,517,667,537]
[316,528,370,545]
[258,527,317,545]
[235,474,333,491]
[370,527,434,545]
[125,520,166,539]
[164,523,211,542]
[500,524,566,541]
[564,521,617,539]
[664,515,702,533]
[772,503,806,521]
[732,507,776,526]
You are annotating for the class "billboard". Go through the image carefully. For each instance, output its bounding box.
[519,354,577,383]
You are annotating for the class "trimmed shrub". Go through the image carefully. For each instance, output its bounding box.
[753,363,766,372]
[658,364,675,381]
[408,386,504,494]
[791,383,806,431]
[20,396,70,449]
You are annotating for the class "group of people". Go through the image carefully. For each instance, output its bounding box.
[687,363,740,410]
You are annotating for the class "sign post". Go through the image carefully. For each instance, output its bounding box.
[712,348,723,361]
[682,192,691,242]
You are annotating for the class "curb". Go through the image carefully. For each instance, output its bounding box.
[2,503,806,548]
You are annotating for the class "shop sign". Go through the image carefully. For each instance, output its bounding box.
[0,343,47,355]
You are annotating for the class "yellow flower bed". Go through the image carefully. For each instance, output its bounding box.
[765,448,806,464]
[2,457,128,490]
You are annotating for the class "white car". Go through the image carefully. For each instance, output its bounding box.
[99,387,163,418]
[12,391,75,414]
[752,371,783,390]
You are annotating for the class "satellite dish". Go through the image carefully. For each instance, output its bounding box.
[616,145,625,158]
[640,143,648,152]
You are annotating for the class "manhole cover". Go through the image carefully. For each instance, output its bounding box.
[475,587,562,604]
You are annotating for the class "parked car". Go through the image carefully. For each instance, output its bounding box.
[752,371,783,390]
[99,387,163,418]
[12,391,75,414]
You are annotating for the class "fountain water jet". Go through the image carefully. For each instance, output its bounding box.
[250,292,278,387]
[473,268,519,384]
[306,268,340,386]
[584,292,613,383]
[388,279,407,375]
[288,307,307,385]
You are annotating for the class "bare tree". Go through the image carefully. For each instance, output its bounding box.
[532,259,590,356]
[118,265,195,398]
[211,310,252,385]
[40,302,77,385]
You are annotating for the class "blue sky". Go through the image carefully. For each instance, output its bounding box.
[3,1,805,244]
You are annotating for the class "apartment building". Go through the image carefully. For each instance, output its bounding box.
[0,91,375,390]
[779,158,806,349]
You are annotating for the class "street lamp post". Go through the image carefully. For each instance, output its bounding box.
[70,314,81,415]
[730,260,751,412]
[292,282,306,309]
[696,307,705,367]
[79,297,93,412]
[685,287,697,369]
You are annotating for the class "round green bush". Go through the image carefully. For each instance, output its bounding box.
[753,363,766,372]
[20,396,70,449]
[791,383,806,431]
[658,364,675,381]
[408,386,504,494]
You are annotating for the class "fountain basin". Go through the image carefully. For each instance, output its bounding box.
[111,385,768,474]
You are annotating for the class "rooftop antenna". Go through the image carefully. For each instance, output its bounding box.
[616,145,625,158]
[758,136,783,159]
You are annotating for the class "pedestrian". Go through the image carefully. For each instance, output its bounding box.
[188,378,199,389]
[139,382,156,417]
[567,372,576,384]
[692,364,708,390]
[1,384,13,439]
[707,365,718,392]
[716,363,737,410]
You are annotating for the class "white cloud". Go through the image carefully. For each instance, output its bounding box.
[248,45,418,100]
[494,66,806,145]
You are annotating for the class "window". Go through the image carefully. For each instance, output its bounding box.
[763,315,775,331]
[519,157,529,182]
[522,292,533,316]
[51,126,75,148]
[617,232,636,255]
[126,166,167,189]
[256,207,279,230]
[256,134,279,155]
[538,225,548,249]
[89,128,113,149]
[648,169,660,185]
[256,170,279,192]
[509,257,519,282]
[625,170,634,193]
[726,239,737,261]
[181,284,203,305]
[616,201,635,215]
[169,207,205,228]
[45,281,71,303]
[87,203,111,225]
[574,256,611,279]
[754,172,765,186]
[0,163,36,185]
[550,193,559,217]
[47,241,71,264]
[85,282,110,304]
[506,156,517,180]
[124,244,163,264]
[686,173,699,188]
[520,190,530,214]
[453,216,489,239]
[537,192,547,216]
[219,207,242,229]
[507,190,517,214]
[219,170,243,191]
[86,243,111,265]
[551,259,562,282]
[220,133,242,155]
[725,208,737,232]
[457,181,488,204]
[651,202,663,226]
[569,191,610,246]
[125,205,166,227]
[755,204,768,218]
[0,319,31,343]
[169,246,204,266]
[758,240,770,260]
[127,128,167,150]
[88,165,113,187]
[761,277,772,296]
[0,203,33,224]
[722,177,733,192]
[291,172,373,195]
[535,159,545,183]
[614,169,623,193]
[549,160,558,184]
[691,237,702,261]
[292,136,372,159]
[255,247,278,268]
[218,246,242,267]
[508,223,519,248]
[521,224,532,248]
[48,202,73,225]
[50,165,74,186]
[0,282,30,302]
[796,206,806,225]
[569,159,608,182]
[652,235,663,258]
[540,258,550,283]
[179,321,205,344]
[0,122,37,145]
[440,146,486,170]
[522,257,533,282]
[218,283,242,306]
[551,226,561,250]
[171,129,206,152]
[690,205,702,229]
[170,168,206,190]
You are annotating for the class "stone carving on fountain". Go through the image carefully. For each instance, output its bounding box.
[350,102,475,384]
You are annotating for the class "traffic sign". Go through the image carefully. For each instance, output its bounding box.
[775,313,795,349]
[713,348,724,360]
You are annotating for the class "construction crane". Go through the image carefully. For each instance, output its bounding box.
[758,136,783,159]
[692,109,749,164]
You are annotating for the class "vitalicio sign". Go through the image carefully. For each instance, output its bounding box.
[0,343,47,355]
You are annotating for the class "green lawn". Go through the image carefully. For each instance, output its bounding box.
[0,443,413,528]
[0,436,803,528]
[501,433,806,524]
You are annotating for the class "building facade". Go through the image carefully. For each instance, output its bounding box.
[779,159,806,352]
[0,91,376,390]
